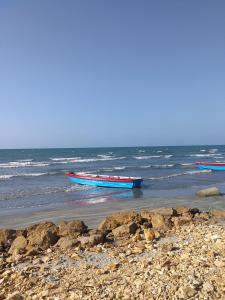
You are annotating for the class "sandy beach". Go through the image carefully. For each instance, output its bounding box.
[1,205,225,299]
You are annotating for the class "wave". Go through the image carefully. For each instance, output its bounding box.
[140,164,174,169]
[134,155,161,160]
[180,163,194,166]
[138,150,146,153]
[164,155,173,158]
[66,156,126,163]
[50,157,80,161]
[148,169,211,180]
[0,172,56,181]
[189,154,217,157]
[0,161,50,168]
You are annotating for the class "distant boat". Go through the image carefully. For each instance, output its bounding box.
[65,172,143,188]
[195,162,225,171]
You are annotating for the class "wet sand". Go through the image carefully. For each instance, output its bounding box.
[1,195,225,229]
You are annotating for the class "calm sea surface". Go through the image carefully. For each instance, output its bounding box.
[1,146,225,227]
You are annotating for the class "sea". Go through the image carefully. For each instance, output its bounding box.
[1,145,225,227]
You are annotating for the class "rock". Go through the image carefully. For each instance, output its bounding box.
[202,282,214,293]
[112,223,138,238]
[0,229,16,246]
[150,214,171,232]
[78,232,105,247]
[214,259,225,267]
[8,236,27,255]
[6,291,24,300]
[194,212,210,221]
[211,209,225,219]
[148,207,176,216]
[58,220,87,237]
[172,215,193,227]
[144,228,155,241]
[196,187,220,197]
[27,222,59,250]
[98,211,141,231]
[56,237,77,250]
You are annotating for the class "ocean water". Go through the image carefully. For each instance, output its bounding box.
[1,145,225,227]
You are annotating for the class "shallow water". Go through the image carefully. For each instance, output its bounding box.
[0,145,225,227]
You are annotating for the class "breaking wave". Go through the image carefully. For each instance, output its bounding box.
[148,169,212,180]
[0,161,50,168]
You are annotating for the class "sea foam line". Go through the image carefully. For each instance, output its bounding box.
[148,169,211,180]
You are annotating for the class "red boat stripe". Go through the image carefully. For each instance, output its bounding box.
[195,162,225,166]
[64,173,136,182]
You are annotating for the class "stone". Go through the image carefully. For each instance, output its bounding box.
[196,187,220,197]
[144,228,155,241]
[112,223,138,238]
[98,211,141,231]
[58,220,87,237]
[77,230,105,247]
[0,229,16,246]
[150,214,171,232]
[27,222,59,250]
[6,292,24,300]
[8,236,27,255]
[148,207,176,216]
[172,215,193,227]
[211,209,225,219]
[56,237,77,250]
[214,259,225,267]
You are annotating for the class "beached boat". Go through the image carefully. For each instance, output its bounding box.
[65,172,143,188]
[195,162,225,171]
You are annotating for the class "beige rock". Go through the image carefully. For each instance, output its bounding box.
[8,236,27,255]
[196,187,220,197]
[56,237,77,250]
[112,223,138,238]
[211,209,225,219]
[58,220,87,237]
[78,233,104,246]
[0,229,16,246]
[6,292,24,300]
[27,222,59,250]
[151,214,171,232]
[144,228,155,241]
[98,211,141,231]
[172,215,193,227]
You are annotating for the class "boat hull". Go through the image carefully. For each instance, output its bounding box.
[67,176,142,189]
[197,165,225,171]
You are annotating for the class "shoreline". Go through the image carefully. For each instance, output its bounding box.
[1,195,225,229]
[1,206,225,299]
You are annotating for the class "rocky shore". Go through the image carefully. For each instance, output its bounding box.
[1,207,225,299]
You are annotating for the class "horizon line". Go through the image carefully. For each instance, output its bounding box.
[0,143,224,151]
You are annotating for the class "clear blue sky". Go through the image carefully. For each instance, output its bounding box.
[0,1,225,148]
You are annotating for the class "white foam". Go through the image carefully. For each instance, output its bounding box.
[0,161,50,168]
[87,197,107,204]
[200,149,206,152]
[134,155,161,160]
[114,166,126,170]
[209,148,218,153]
[140,164,174,169]
[138,150,146,153]
[0,172,48,180]
[164,155,173,158]
[189,154,215,157]
[0,175,14,180]
[157,150,163,153]
[148,169,211,180]
[51,157,80,161]
[180,163,193,166]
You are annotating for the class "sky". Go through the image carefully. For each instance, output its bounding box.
[0,0,225,149]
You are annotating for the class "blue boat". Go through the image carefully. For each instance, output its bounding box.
[65,172,143,188]
[195,162,225,171]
